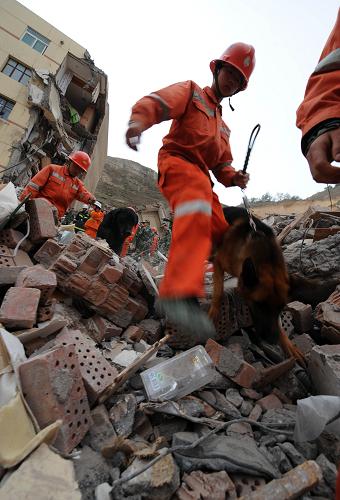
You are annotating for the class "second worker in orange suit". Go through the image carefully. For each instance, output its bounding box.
[126,43,254,342]
[20,151,96,219]
[84,201,104,239]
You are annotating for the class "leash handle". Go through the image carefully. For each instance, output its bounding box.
[243,124,261,173]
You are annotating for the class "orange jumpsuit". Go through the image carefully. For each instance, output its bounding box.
[129,81,238,298]
[84,209,104,239]
[296,8,340,142]
[20,164,94,219]
[150,231,159,256]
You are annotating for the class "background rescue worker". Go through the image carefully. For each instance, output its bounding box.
[121,208,139,257]
[74,206,90,232]
[296,8,340,184]
[19,151,96,219]
[149,227,159,256]
[158,221,172,256]
[84,200,104,238]
[134,220,154,258]
[126,42,253,341]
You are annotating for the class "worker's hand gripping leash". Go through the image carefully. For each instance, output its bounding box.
[241,124,261,232]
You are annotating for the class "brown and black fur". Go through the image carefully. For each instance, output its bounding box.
[209,207,304,363]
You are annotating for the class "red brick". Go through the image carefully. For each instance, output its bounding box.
[67,272,92,297]
[122,325,144,342]
[85,315,122,342]
[66,237,88,257]
[33,239,63,267]
[78,246,111,276]
[0,245,15,267]
[0,229,32,253]
[133,299,149,322]
[0,229,24,248]
[19,344,91,454]
[99,263,124,284]
[248,404,262,421]
[16,265,57,304]
[84,278,110,306]
[25,198,57,242]
[13,249,33,267]
[121,267,143,296]
[257,393,283,411]
[37,299,56,323]
[0,287,41,329]
[139,319,162,343]
[0,265,27,285]
[55,329,118,405]
[100,285,129,314]
[106,309,133,329]
[51,255,77,283]
[205,339,257,389]
[286,301,313,333]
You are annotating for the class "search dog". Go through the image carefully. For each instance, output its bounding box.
[209,206,305,364]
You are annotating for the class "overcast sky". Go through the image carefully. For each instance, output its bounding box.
[20,0,339,206]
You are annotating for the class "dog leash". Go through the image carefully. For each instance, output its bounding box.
[241,124,261,232]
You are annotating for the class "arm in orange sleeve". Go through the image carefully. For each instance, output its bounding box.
[296,8,340,152]
[129,80,194,131]
[211,131,236,187]
[75,181,95,205]
[19,165,52,200]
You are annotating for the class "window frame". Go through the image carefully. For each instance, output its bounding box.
[21,26,50,55]
[2,58,32,86]
[0,95,15,121]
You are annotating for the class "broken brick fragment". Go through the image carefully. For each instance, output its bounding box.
[122,325,144,342]
[16,265,57,305]
[0,286,41,329]
[19,344,91,454]
[55,329,118,405]
[33,239,63,267]
[205,338,257,388]
[25,198,58,242]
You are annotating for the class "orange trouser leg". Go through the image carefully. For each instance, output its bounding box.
[158,156,228,298]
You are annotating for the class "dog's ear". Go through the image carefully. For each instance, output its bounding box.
[241,257,259,288]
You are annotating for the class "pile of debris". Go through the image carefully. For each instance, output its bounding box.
[0,199,339,499]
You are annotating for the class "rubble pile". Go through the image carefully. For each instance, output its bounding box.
[0,202,340,499]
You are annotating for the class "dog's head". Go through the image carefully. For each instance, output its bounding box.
[239,235,289,344]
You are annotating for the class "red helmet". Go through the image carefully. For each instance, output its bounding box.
[210,43,255,90]
[68,151,91,172]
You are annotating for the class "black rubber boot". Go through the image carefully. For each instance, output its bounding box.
[156,297,216,344]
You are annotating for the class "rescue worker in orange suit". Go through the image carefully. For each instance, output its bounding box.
[126,43,253,341]
[296,8,340,184]
[149,227,159,256]
[84,200,104,239]
[19,151,96,219]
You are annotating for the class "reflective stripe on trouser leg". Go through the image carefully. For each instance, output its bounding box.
[157,156,214,298]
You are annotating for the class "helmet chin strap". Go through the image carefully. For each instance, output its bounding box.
[213,64,236,110]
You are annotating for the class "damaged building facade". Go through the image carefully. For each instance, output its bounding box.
[0,0,108,195]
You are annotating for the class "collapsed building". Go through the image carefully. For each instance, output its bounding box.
[0,0,108,195]
[0,192,339,498]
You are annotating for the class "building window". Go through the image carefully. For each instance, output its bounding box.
[2,58,32,86]
[0,96,15,120]
[21,27,50,54]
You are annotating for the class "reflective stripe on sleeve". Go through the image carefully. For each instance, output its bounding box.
[148,93,170,121]
[28,181,41,191]
[174,199,212,218]
[314,48,340,74]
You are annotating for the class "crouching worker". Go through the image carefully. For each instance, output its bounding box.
[84,201,104,238]
[126,43,253,342]
[19,151,96,219]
